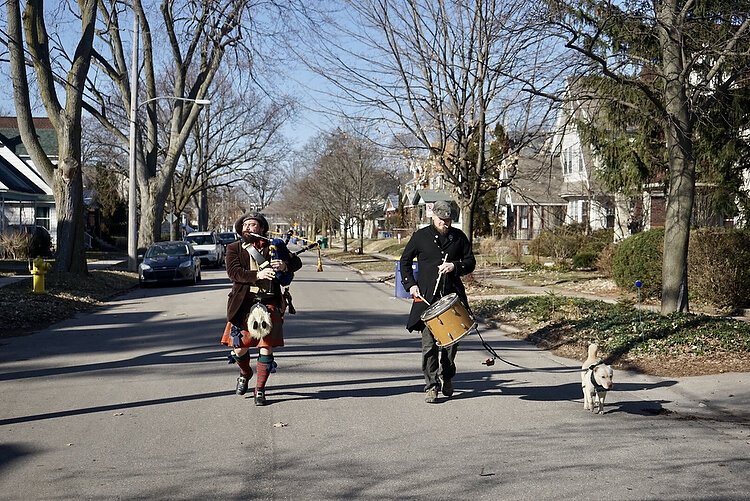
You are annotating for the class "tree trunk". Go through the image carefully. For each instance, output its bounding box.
[342,218,349,252]
[52,129,88,274]
[170,216,180,241]
[358,218,364,254]
[613,192,631,242]
[138,184,161,247]
[659,0,694,314]
[459,195,476,244]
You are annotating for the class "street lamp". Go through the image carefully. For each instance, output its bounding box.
[126,16,210,271]
[127,13,139,273]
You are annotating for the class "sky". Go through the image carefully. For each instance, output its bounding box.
[0,2,344,151]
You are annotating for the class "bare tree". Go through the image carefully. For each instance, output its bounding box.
[297,0,560,239]
[240,165,285,212]
[83,0,294,249]
[5,0,97,274]
[170,73,293,235]
[291,128,395,252]
[283,148,336,239]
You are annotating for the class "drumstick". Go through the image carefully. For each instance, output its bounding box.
[415,292,430,306]
[432,255,448,297]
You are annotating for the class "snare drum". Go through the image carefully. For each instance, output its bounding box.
[420,293,476,347]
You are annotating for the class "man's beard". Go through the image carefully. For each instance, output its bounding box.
[434,223,450,235]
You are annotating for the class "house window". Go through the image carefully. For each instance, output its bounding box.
[562,144,584,175]
[568,200,583,223]
[519,206,529,229]
[35,207,51,230]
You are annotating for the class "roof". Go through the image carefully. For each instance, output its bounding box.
[0,154,45,194]
[0,138,53,197]
[385,193,399,211]
[412,189,454,205]
[0,116,58,158]
[502,155,566,207]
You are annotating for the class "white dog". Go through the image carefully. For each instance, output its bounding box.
[581,343,614,414]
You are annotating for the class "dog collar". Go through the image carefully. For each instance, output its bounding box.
[590,370,607,393]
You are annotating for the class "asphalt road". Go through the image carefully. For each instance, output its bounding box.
[1,252,748,500]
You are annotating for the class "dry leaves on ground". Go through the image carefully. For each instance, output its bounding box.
[0,270,138,338]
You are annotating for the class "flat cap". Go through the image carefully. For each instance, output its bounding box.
[432,200,452,219]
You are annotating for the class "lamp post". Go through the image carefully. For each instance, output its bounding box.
[126,16,209,271]
[127,13,139,272]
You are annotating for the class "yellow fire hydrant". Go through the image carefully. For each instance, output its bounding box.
[29,257,52,294]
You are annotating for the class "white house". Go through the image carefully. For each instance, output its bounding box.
[0,117,57,243]
[550,87,618,238]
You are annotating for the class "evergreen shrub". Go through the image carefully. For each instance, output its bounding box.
[572,251,598,269]
[612,229,664,298]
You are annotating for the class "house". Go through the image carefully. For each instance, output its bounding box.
[409,189,458,227]
[262,200,294,237]
[550,88,619,238]
[551,80,741,241]
[375,193,400,238]
[495,154,567,240]
[0,117,57,243]
[399,152,463,230]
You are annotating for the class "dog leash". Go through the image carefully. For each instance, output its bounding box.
[476,328,591,373]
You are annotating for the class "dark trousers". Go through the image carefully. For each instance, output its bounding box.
[421,326,457,391]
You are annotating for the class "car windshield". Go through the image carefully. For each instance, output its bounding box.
[185,235,214,245]
[219,233,236,240]
[146,244,189,257]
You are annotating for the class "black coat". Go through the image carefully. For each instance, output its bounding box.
[398,224,475,331]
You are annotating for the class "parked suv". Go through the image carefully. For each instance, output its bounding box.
[184,231,224,268]
[217,231,240,250]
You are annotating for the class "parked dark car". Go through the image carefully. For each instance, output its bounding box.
[7,224,53,257]
[217,231,240,250]
[138,241,201,286]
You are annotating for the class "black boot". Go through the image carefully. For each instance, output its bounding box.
[236,375,250,395]
[254,389,266,406]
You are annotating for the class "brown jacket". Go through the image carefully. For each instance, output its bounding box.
[225,240,303,328]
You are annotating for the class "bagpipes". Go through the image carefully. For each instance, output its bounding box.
[227,232,324,348]
[282,228,323,273]
[248,232,323,286]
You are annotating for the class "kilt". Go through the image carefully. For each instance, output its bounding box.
[220,303,284,348]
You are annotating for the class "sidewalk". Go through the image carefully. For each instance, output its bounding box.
[489,322,750,424]
[0,275,26,288]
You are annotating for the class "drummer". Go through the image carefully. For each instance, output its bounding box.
[398,200,476,403]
